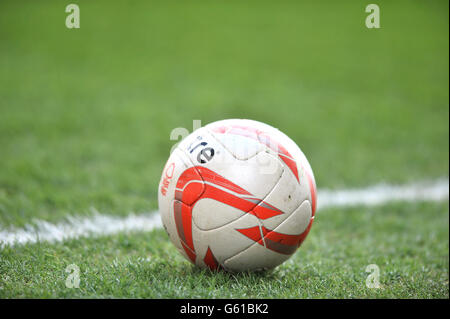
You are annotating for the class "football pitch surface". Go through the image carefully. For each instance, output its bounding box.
[0,0,448,298]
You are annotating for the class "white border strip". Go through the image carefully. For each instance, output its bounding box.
[318,178,449,209]
[0,210,162,248]
[0,178,448,248]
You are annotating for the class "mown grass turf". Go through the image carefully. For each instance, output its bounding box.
[0,0,448,226]
[0,0,448,299]
[0,201,448,298]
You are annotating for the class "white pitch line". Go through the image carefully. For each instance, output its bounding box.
[318,178,449,209]
[0,210,162,248]
[0,178,448,248]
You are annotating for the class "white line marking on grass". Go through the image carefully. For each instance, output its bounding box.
[318,178,449,210]
[0,178,448,248]
[0,210,161,248]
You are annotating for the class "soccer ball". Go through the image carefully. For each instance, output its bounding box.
[158,119,317,271]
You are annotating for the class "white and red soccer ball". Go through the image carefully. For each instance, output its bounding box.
[158,119,317,271]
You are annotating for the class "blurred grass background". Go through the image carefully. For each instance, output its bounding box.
[0,0,448,226]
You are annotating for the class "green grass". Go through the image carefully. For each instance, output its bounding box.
[0,201,448,298]
[0,0,448,298]
[0,0,448,226]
